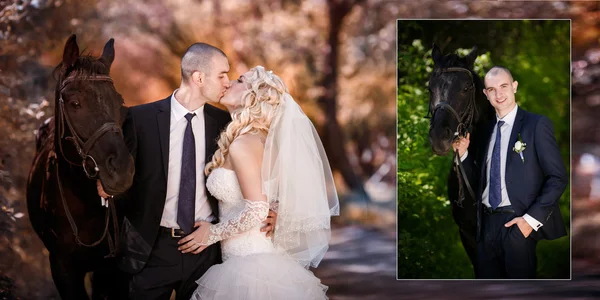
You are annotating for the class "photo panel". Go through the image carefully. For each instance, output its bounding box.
[397,19,571,280]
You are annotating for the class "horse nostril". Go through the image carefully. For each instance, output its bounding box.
[106,155,117,175]
[445,128,454,140]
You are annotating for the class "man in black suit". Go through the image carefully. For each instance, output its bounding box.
[97,43,274,299]
[454,66,567,279]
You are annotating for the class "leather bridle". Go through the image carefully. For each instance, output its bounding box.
[427,67,477,141]
[50,72,122,256]
[427,67,478,207]
[57,73,123,179]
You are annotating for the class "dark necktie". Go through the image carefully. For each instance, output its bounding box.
[177,113,196,233]
[489,120,505,209]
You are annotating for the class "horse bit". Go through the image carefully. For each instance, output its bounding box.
[427,67,478,207]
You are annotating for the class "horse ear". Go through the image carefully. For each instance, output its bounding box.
[465,45,478,68]
[432,43,442,65]
[101,38,115,69]
[62,34,79,70]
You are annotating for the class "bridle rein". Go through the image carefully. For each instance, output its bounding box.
[427,67,478,207]
[49,72,122,257]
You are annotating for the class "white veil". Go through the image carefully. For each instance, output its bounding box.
[262,93,340,269]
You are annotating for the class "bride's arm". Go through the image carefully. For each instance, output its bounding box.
[197,135,269,246]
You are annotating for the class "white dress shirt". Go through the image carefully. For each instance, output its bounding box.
[461,104,542,231]
[160,90,214,228]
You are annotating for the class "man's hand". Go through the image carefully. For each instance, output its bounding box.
[505,217,533,238]
[96,180,111,198]
[178,221,211,254]
[452,133,470,158]
[260,210,277,238]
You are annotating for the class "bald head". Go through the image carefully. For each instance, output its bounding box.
[483,65,518,118]
[485,66,514,83]
[181,43,226,81]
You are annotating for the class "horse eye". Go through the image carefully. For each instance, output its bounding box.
[69,100,81,108]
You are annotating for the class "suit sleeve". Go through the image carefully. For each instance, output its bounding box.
[526,116,567,223]
[122,108,138,161]
[457,147,479,183]
[114,108,138,205]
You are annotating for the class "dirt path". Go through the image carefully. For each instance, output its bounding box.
[317,225,600,300]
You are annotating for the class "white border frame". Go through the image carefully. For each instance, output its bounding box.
[395,18,573,281]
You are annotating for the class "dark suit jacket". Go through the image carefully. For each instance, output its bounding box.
[117,96,231,274]
[464,107,568,242]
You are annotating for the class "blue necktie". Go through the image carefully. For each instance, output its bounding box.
[178,113,196,233]
[489,120,505,209]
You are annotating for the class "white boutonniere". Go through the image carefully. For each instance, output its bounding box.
[512,133,527,163]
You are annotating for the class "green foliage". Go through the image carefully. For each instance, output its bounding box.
[397,40,490,278]
[397,20,570,279]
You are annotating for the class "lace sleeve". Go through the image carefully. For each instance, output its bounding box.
[200,199,269,246]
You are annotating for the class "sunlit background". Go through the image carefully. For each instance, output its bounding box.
[0,0,397,299]
[1,0,600,299]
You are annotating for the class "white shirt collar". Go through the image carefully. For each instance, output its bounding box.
[496,103,518,127]
[171,89,204,122]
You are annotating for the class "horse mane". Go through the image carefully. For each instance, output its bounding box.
[52,54,110,80]
[432,53,472,76]
[440,53,467,67]
[52,54,124,108]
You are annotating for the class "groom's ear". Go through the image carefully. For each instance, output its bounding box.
[192,71,205,86]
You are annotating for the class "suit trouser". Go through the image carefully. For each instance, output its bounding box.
[129,231,221,300]
[475,209,537,279]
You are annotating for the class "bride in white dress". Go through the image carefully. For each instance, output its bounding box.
[181,66,339,299]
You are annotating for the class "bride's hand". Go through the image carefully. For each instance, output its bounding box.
[261,210,277,238]
[177,220,211,254]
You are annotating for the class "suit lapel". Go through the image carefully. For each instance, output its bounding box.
[156,98,171,180]
[203,106,220,167]
[506,107,524,167]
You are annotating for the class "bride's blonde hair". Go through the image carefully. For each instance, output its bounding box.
[205,66,288,175]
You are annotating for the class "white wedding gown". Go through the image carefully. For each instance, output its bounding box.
[190,167,328,300]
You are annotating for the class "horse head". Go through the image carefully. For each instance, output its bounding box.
[427,44,490,156]
[54,34,134,195]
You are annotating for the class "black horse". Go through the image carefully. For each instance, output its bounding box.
[427,44,495,268]
[26,34,134,299]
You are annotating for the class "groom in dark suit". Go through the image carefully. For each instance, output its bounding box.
[454,66,567,279]
[114,43,232,299]
[96,43,275,299]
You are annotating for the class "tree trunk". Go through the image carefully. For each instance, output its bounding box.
[319,0,368,199]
